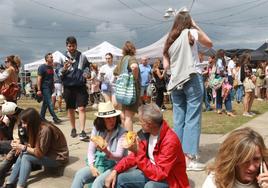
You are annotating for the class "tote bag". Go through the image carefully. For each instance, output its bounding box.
[115,56,136,105]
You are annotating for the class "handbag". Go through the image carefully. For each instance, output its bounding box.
[115,56,136,105]
[209,73,224,90]
[1,82,19,100]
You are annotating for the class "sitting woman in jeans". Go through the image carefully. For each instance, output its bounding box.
[71,102,126,188]
[5,108,69,188]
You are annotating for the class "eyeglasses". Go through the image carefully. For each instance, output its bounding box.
[4,60,9,64]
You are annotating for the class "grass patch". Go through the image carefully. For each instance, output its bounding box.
[18,98,268,134]
[163,100,268,134]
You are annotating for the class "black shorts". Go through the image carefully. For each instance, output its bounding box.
[63,85,89,109]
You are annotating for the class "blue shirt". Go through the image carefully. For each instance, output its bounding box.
[139,64,151,87]
[38,64,54,89]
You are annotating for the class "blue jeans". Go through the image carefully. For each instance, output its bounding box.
[71,166,111,188]
[236,85,244,103]
[203,83,211,110]
[8,153,60,187]
[216,88,232,112]
[171,74,203,156]
[40,87,58,120]
[116,169,168,188]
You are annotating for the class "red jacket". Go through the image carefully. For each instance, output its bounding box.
[114,120,190,188]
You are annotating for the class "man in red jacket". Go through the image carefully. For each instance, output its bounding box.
[105,103,190,188]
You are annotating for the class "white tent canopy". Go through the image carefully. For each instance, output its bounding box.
[136,33,216,59]
[83,41,122,63]
[24,51,65,71]
[136,34,168,59]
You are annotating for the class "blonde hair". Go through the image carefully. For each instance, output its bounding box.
[208,127,268,188]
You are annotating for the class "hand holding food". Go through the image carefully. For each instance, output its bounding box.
[124,131,137,147]
[90,135,108,150]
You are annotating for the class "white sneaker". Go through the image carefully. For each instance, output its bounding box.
[186,159,206,171]
[243,112,253,117]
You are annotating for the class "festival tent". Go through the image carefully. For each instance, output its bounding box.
[256,41,268,51]
[24,51,66,71]
[83,41,122,63]
[136,34,216,59]
[136,34,168,59]
[250,50,268,61]
[225,49,253,57]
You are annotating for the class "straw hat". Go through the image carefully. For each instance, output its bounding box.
[0,95,5,106]
[94,101,121,118]
[2,101,17,115]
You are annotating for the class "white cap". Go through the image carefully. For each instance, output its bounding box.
[0,95,6,106]
[2,101,17,115]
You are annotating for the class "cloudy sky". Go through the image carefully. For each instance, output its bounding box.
[0,0,267,65]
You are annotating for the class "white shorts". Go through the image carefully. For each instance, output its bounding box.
[52,83,63,97]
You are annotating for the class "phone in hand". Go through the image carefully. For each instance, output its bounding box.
[260,160,264,174]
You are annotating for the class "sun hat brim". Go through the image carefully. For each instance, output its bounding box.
[94,109,121,118]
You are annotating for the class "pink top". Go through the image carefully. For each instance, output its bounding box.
[87,127,125,165]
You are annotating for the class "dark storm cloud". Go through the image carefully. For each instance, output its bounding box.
[0,0,267,64]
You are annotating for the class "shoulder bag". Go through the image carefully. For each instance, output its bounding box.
[115,56,136,105]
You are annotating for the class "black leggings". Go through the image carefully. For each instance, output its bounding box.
[155,87,165,108]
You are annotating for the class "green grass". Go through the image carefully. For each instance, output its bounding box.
[18,98,268,134]
[162,100,268,134]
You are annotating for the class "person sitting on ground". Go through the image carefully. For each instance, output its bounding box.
[5,108,69,188]
[0,100,24,186]
[105,103,189,188]
[71,101,126,188]
[0,99,22,155]
[202,127,268,188]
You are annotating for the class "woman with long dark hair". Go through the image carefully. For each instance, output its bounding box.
[152,58,166,109]
[5,108,69,188]
[163,9,212,171]
[71,102,126,188]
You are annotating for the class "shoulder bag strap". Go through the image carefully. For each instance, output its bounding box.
[122,56,130,74]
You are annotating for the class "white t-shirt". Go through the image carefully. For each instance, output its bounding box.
[228,59,236,76]
[98,63,116,84]
[148,134,158,164]
[202,173,258,188]
[189,29,202,74]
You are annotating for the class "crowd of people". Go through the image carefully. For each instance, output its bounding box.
[0,8,268,188]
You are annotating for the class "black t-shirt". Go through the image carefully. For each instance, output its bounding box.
[38,64,54,89]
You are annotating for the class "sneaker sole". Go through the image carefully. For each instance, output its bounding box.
[79,137,89,141]
[186,167,205,171]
